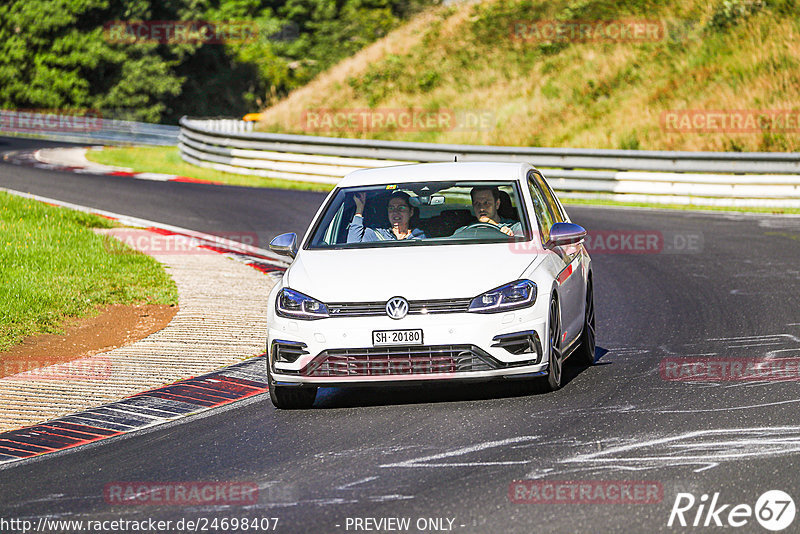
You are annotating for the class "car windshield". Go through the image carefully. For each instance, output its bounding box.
[306,180,530,249]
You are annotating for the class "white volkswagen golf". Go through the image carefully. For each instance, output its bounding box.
[266,162,594,408]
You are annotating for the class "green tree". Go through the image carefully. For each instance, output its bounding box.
[0,0,438,123]
[0,0,186,122]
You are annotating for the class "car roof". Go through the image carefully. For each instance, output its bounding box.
[337,162,533,188]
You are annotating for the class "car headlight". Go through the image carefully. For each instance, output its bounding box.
[276,288,329,320]
[468,280,537,313]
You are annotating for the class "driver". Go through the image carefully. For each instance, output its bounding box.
[456,187,522,236]
[347,191,426,242]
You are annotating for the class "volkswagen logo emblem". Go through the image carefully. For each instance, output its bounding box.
[385,297,409,320]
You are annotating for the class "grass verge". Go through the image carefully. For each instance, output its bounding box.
[0,191,179,352]
[85,146,335,192]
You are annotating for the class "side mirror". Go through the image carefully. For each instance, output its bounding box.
[547,222,586,248]
[269,233,298,259]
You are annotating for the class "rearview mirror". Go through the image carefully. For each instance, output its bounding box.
[547,222,586,248]
[409,195,445,207]
[269,233,298,259]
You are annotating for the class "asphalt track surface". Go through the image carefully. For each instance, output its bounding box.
[0,136,327,245]
[2,135,800,533]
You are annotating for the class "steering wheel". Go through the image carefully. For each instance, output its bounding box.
[451,222,509,238]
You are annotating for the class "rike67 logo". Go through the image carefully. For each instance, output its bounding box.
[668,490,796,531]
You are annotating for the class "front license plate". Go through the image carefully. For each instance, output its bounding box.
[372,329,423,346]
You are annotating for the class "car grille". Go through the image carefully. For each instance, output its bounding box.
[301,345,496,377]
[327,298,472,318]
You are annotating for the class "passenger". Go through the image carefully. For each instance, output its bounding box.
[456,186,522,236]
[347,191,426,242]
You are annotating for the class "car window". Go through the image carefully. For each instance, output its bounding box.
[532,171,566,223]
[305,180,529,249]
[527,171,556,243]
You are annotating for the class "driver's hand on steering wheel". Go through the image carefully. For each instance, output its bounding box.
[478,216,514,236]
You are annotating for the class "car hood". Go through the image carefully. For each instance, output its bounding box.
[285,244,541,302]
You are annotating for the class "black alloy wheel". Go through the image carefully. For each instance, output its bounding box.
[575,278,596,366]
[544,295,563,392]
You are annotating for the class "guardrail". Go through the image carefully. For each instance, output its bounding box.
[179,117,800,207]
[0,110,179,146]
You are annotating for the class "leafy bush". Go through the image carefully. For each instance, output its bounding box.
[417,70,441,92]
[707,0,765,31]
[618,131,641,150]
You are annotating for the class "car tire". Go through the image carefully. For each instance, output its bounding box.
[267,361,317,409]
[574,278,596,366]
[543,295,563,392]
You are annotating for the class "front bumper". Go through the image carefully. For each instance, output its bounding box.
[267,308,549,386]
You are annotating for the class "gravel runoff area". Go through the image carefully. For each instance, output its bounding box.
[0,229,275,432]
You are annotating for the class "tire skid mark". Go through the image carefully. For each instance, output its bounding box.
[524,426,800,479]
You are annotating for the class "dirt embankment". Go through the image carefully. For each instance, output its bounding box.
[0,304,177,378]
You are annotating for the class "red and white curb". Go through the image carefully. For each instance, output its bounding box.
[0,187,292,466]
[0,358,268,467]
[3,147,221,184]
